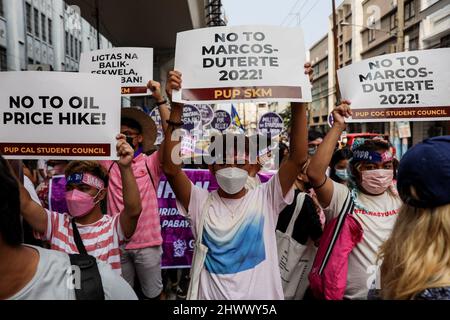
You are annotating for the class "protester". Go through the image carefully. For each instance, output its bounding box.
[0,155,137,300]
[306,101,402,300]
[162,64,311,300]
[99,80,169,299]
[18,135,142,274]
[378,136,450,300]
[329,148,353,186]
[307,130,324,156]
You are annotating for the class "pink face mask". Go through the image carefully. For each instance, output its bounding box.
[360,169,393,195]
[65,189,101,218]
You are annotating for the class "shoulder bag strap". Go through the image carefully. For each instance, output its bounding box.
[286,192,306,236]
[71,219,88,255]
[318,191,354,275]
[145,161,157,192]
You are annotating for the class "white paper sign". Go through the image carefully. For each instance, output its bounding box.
[80,47,153,96]
[338,48,450,122]
[0,72,121,160]
[173,25,312,104]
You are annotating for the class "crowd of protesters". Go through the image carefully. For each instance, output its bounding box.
[0,63,449,301]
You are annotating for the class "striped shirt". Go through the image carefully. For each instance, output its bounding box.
[38,209,126,274]
[100,151,162,250]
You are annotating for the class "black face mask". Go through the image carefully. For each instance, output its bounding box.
[126,136,135,148]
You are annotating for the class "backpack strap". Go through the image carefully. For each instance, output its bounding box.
[318,191,354,275]
[69,219,105,300]
[144,161,157,192]
[71,219,87,255]
[69,254,105,300]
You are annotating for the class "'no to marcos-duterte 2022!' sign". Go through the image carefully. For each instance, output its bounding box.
[80,47,154,96]
[338,48,450,122]
[173,25,312,104]
[158,169,273,268]
[0,72,121,160]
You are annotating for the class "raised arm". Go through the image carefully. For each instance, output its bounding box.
[306,101,352,208]
[278,63,313,197]
[8,160,48,235]
[162,71,192,212]
[148,80,171,164]
[117,134,142,238]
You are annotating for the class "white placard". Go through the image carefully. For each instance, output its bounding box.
[80,47,153,96]
[0,71,121,160]
[338,48,450,122]
[173,25,312,104]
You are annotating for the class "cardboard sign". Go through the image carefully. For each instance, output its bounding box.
[173,25,312,104]
[211,110,231,132]
[80,47,153,96]
[338,48,450,122]
[258,112,284,137]
[0,72,121,160]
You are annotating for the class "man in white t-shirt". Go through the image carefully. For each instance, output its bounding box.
[162,65,312,300]
[0,156,137,300]
[306,101,402,299]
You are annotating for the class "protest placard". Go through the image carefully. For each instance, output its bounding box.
[258,112,284,137]
[196,104,214,126]
[173,25,312,104]
[80,47,153,96]
[182,105,202,132]
[211,110,231,132]
[0,72,121,160]
[338,48,450,122]
[158,169,273,268]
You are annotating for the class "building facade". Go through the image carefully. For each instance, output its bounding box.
[309,0,450,145]
[0,0,112,73]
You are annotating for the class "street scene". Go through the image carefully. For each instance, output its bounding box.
[0,0,449,307]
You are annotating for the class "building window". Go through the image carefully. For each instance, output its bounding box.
[405,1,415,21]
[441,34,450,48]
[26,3,32,33]
[65,31,69,55]
[345,40,352,59]
[48,19,53,45]
[390,14,397,30]
[70,34,74,58]
[368,29,376,43]
[34,8,39,38]
[79,40,82,57]
[0,0,4,17]
[41,14,46,42]
[74,40,78,60]
[0,47,6,71]
[409,37,419,51]
[313,64,319,76]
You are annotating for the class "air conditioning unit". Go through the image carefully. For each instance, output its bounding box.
[391,0,398,8]
[367,15,376,28]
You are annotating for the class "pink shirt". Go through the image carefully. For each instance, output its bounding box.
[38,209,125,274]
[100,152,162,249]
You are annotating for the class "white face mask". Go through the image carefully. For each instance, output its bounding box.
[245,175,261,190]
[215,167,249,195]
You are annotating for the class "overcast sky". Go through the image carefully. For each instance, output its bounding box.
[221,0,345,50]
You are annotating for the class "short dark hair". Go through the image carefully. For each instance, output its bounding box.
[0,155,23,246]
[330,148,353,168]
[121,117,142,134]
[308,130,324,143]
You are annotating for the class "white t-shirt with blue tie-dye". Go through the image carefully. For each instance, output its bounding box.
[177,173,294,300]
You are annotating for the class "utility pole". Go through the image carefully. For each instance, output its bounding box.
[332,0,341,103]
[397,0,405,52]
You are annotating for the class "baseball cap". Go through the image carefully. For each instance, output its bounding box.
[397,135,450,208]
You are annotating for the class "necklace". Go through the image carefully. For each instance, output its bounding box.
[217,190,247,219]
